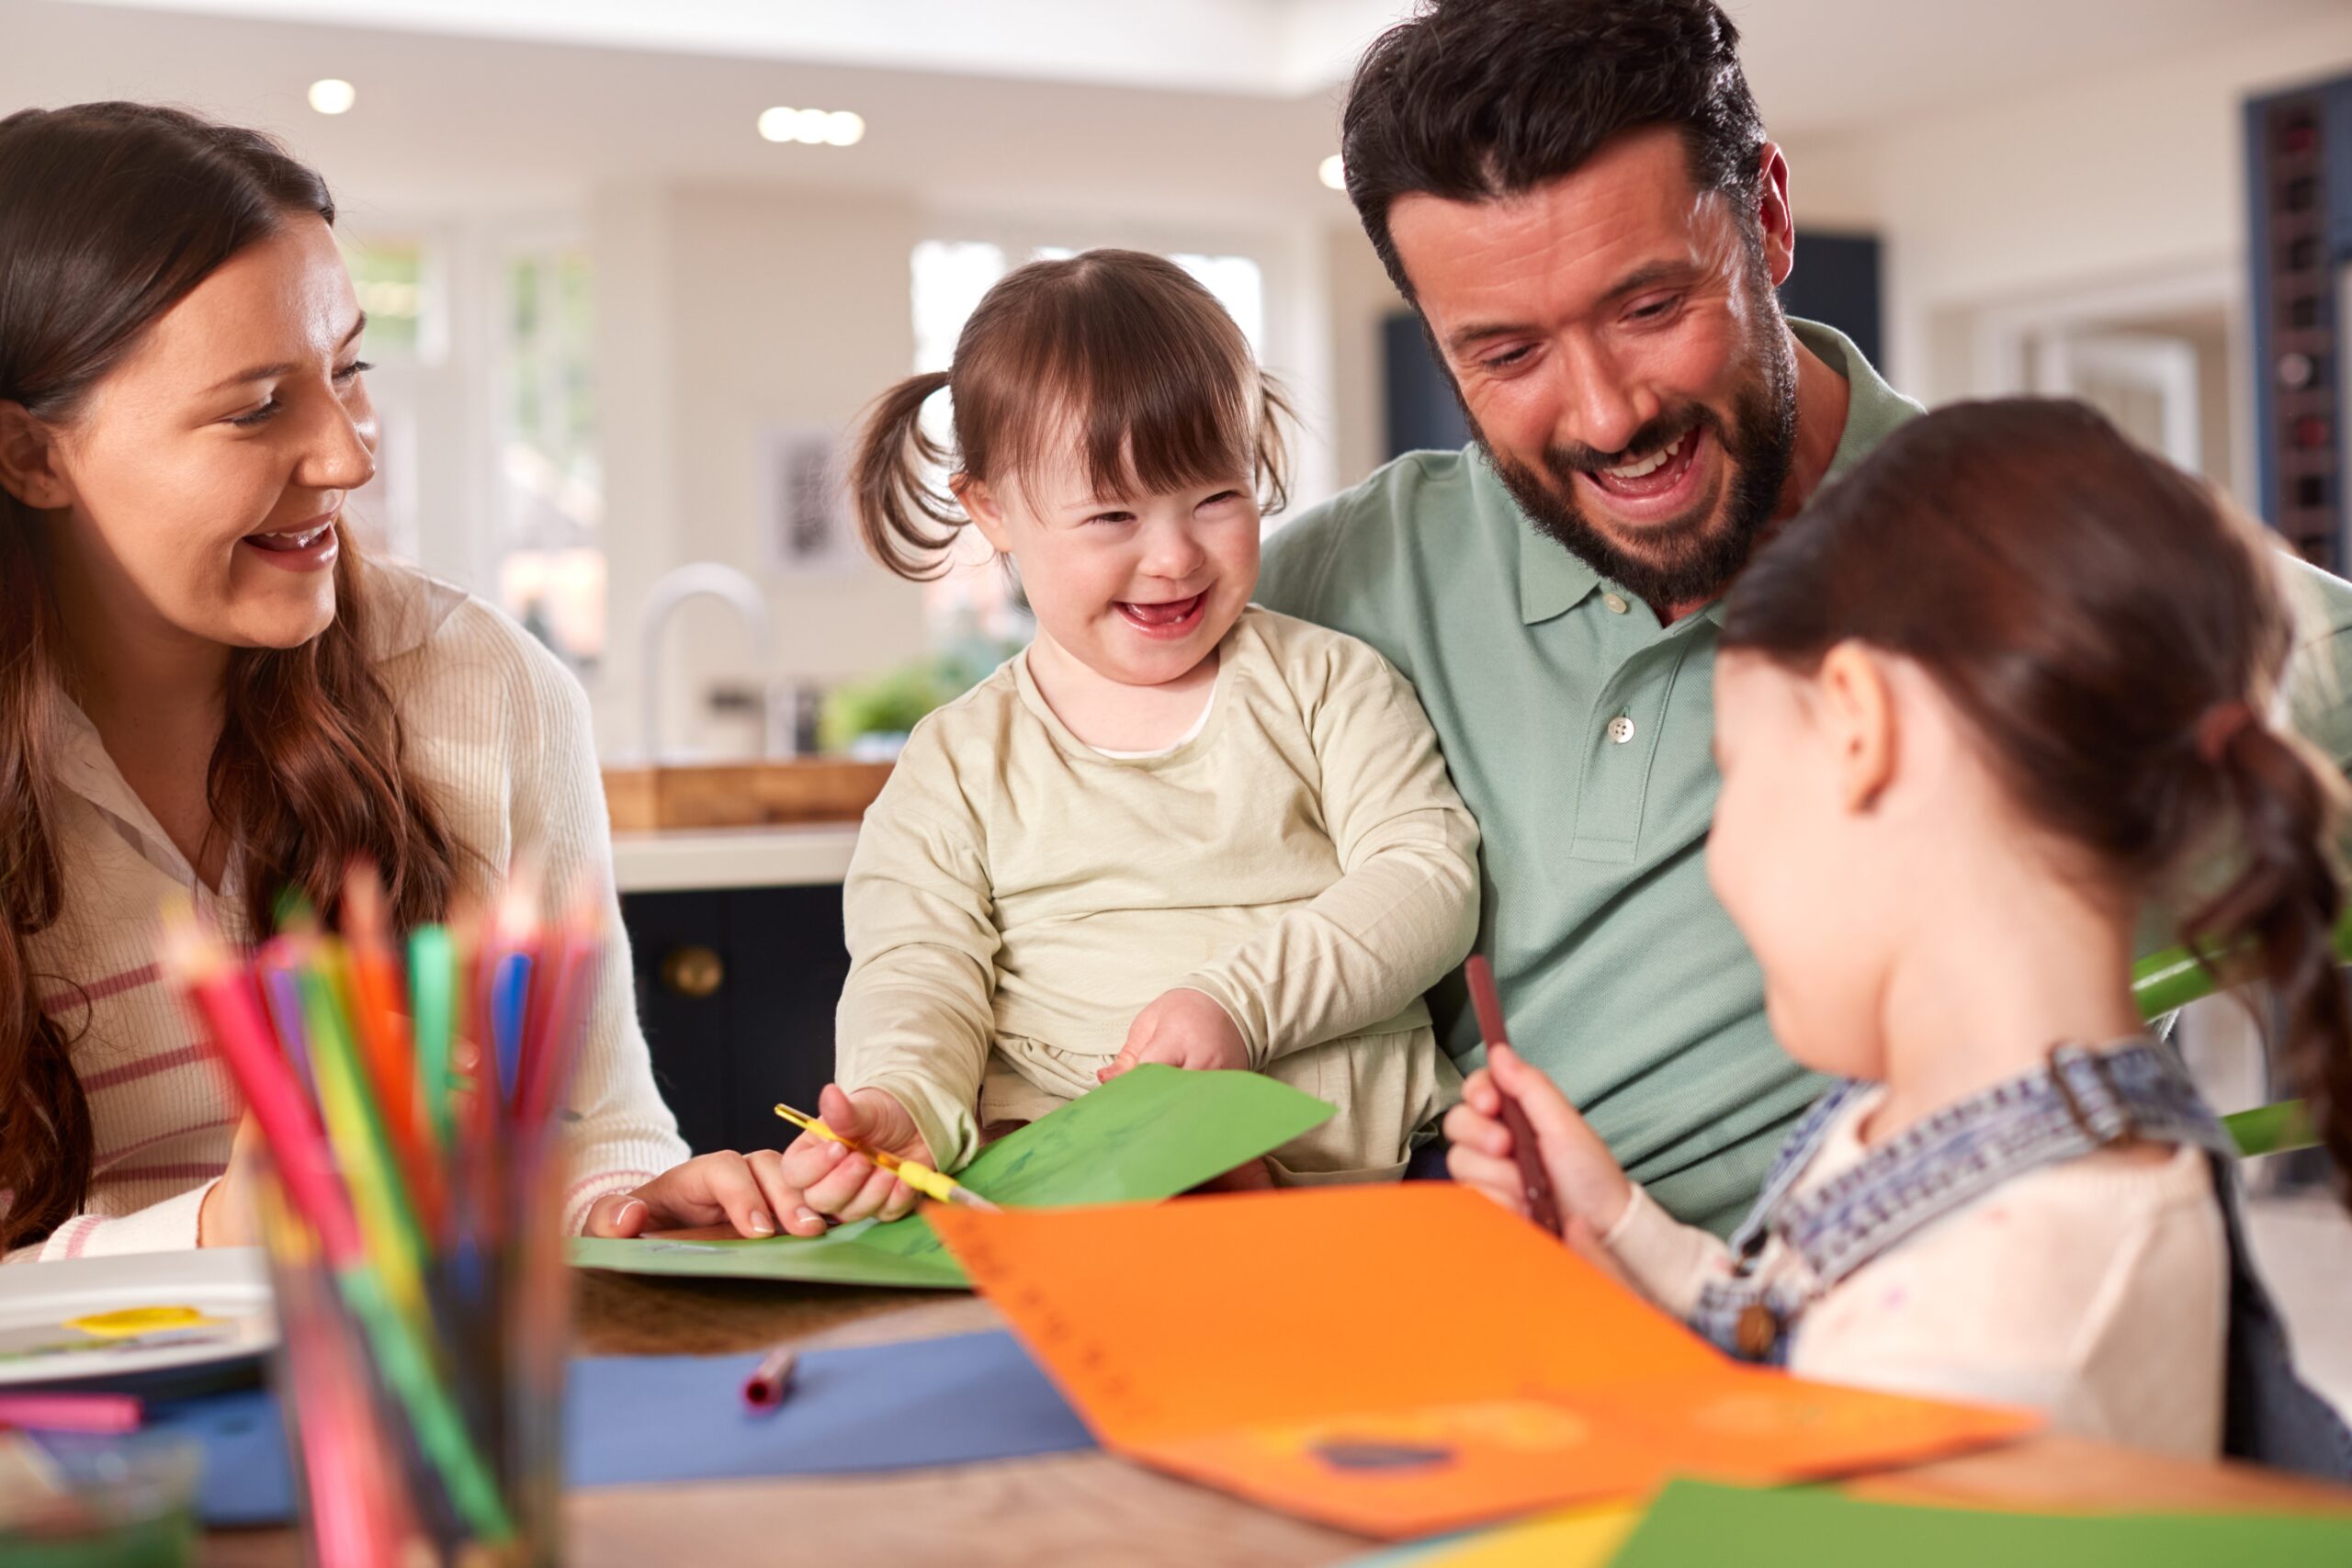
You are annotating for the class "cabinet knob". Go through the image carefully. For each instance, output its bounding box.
[661,944,726,998]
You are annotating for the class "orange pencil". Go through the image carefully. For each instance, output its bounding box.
[341,868,428,1185]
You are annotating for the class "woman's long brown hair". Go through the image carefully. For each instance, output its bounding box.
[1722,399,2352,1199]
[0,104,459,1251]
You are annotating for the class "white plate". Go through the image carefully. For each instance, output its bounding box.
[0,1247,274,1388]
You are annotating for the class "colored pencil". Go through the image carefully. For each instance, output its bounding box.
[157,868,604,1559]
[1463,955,1564,1238]
[772,1102,1001,1212]
[0,1393,142,1435]
[741,1348,799,1412]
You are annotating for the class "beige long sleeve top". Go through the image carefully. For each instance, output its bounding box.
[1602,1086,2230,1457]
[835,607,1480,1177]
[7,558,688,1261]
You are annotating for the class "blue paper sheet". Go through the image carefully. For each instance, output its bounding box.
[53,1330,1093,1526]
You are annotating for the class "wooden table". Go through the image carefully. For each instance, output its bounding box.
[200,1269,2352,1567]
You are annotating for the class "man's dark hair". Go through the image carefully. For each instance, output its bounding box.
[1342,0,1768,299]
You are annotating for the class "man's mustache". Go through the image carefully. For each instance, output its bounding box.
[1544,406,1716,482]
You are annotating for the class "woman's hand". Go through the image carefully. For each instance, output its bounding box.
[196,1115,266,1247]
[582,1084,933,1240]
[1444,1043,1634,1236]
[1098,987,1250,1081]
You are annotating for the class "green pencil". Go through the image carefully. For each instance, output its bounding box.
[408,925,460,1157]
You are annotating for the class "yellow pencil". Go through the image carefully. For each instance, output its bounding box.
[773,1103,1001,1213]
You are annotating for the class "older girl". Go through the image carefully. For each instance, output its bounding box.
[1448,400,2350,1470]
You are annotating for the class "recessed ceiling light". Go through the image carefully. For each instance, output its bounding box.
[1318,154,1345,191]
[308,78,356,116]
[758,105,865,147]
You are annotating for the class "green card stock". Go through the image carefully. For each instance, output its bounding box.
[1606,1480,2352,1568]
[568,1065,1333,1288]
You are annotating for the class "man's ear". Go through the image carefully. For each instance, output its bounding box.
[0,400,73,511]
[1754,142,1794,290]
[950,473,1014,557]
[1817,640,1896,813]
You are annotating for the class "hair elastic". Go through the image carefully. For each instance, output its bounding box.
[2195,700,2256,764]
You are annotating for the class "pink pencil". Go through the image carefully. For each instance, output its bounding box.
[158,906,365,1265]
[0,1393,142,1435]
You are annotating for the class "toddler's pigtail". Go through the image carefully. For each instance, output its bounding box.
[2182,705,2352,1190]
[1252,371,1297,519]
[850,370,964,581]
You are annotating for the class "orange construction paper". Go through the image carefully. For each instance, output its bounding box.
[930,1184,2039,1539]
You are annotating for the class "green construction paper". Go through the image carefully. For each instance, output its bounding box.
[2223,1100,2319,1157]
[1605,1480,2352,1568]
[2132,908,2352,1018]
[568,1066,1334,1289]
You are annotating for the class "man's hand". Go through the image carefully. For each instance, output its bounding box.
[1097,987,1250,1082]
[582,1085,933,1240]
[1444,1043,1634,1236]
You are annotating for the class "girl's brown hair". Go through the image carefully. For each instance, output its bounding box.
[852,248,1292,581]
[0,103,460,1251]
[1722,398,2352,1192]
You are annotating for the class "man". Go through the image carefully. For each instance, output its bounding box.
[1256,0,2352,1232]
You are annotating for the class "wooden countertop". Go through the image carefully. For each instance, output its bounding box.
[199,1269,2352,1568]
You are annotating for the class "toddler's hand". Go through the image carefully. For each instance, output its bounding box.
[1098,987,1250,1081]
[1444,1043,1634,1236]
[581,1084,933,1240]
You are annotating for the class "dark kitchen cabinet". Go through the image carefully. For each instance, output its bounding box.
[619,884,849,1156]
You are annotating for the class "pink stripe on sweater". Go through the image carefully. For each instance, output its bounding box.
[95,1117,237,1174]
[62,1214,105,1259]
[38,962,161,1016]
[105,1163,228,1185]
[82,1042,213,1093]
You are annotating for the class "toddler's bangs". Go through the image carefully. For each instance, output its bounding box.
[997,302,1266,505]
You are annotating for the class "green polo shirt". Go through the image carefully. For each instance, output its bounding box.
[1256,321,1920,1233]
[1263,317,2352,1234]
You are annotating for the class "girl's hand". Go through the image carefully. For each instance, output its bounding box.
[582,1084,933,1240]
[1444,1043,1634,1236]
[1098,987,1250,1081]
[196,1115,266,1248]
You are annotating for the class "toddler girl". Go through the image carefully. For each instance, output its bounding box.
[1451,400,2351,1472]
[763,249,1478,1232]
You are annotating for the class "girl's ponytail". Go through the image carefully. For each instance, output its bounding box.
[2184,706,2352,1188]
[849,370,962,581]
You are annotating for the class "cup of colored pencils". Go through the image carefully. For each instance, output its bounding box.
[159,863,603,1568]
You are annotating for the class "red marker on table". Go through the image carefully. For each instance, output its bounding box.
[1462,956,1563,1238]
[742,1347,799,1412]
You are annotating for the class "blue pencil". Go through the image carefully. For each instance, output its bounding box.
[491,953,533,1104]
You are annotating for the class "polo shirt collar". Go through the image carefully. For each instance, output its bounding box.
[1518,517,1601,625]
[1500,316,1916,628]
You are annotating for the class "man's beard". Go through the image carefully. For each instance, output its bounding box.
[1476,317,1798,613]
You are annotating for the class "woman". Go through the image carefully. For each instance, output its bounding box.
[0,103,786,1258]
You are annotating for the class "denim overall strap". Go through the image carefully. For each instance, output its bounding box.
[1688,1040,2352,1478]
[1690,1042,2226,1365]
[1722,1080,1871,1262]
[1773,1042,2229,1287]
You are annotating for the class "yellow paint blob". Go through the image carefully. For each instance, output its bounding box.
[63,1304,215,1339]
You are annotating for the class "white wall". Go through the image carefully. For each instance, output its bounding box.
[1781,11,2352,406]
[589,184,931,760]
[586,184,1356,760]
